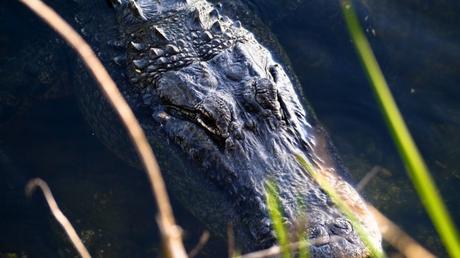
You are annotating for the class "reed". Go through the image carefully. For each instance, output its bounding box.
[340,1,460,257]
[265,182,293,258]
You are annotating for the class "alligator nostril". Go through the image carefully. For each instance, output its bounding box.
[330,218,353,236]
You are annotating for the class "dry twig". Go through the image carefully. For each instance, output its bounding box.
[18,1,187,257]
[356,166,391,192]
[227,223,236,258]
[369,205,436,258]
[26,178,91,258]
[188,230,210,258]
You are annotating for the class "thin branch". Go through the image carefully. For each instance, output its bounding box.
[188,230,210,258]
[356,166,391,192]
[227,223,236,258]
[368,205,436,258]
[18,1,187,257]
[26,178,91,258]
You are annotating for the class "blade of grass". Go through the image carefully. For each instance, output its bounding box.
[266,182,291,258]
[297,237,309,258]
[294,197,310,258]
[339,1,460,257]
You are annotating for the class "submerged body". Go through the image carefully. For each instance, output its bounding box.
[71,0,382,256]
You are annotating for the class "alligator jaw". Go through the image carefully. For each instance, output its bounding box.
[110,0,383,256]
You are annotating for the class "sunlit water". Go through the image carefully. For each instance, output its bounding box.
[1,1,459,257]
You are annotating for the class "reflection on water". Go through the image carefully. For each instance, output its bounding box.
[1,0,459,257]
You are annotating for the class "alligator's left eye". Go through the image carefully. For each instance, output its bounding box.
[195,94,233,139]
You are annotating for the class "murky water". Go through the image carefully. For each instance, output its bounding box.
[1,1,459,257]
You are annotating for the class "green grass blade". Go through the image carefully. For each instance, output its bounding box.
[266,182,292,258]
[295,155,385,258]
[297,235,309,258]
[339,1,460,257]
[295,197,310,258]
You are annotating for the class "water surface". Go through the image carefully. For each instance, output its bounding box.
[1,1,459,257]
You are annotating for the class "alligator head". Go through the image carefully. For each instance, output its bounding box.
[99,0,382,256]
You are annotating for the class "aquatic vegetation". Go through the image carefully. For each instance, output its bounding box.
[340,0,460,257]
[265,182,293,258]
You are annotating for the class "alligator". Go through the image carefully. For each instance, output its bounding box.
[5,0,383,256]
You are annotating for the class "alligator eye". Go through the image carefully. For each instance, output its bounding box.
[195,94,232,139]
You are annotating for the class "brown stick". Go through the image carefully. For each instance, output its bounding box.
[368,205,436,258]
[227,224,236,258]
[18,1,187,257]
[188,230,210,258]
[26,178,91,258]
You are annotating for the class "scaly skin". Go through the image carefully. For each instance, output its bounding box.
[72,0,382,256]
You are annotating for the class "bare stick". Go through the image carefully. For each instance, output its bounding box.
[368,205,436,258]
[26,178,91,258]
[18,1,187,257]
[227,224,236,258]
[188,231,210,258]
[356,166,391,192]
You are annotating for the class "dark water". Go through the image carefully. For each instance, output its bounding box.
[1,0,459,257]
